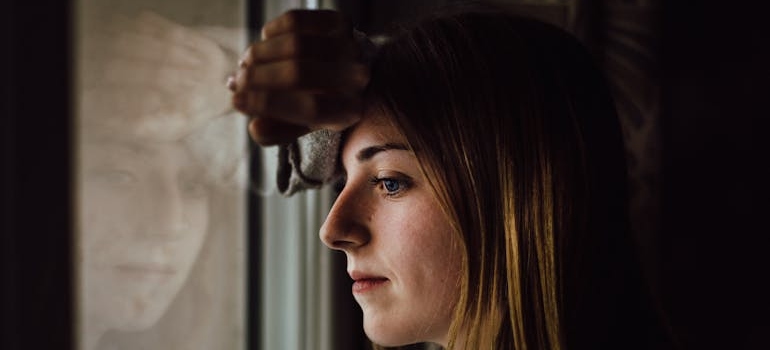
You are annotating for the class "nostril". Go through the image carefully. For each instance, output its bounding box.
[319,218,369,251]
[330,237,361,250]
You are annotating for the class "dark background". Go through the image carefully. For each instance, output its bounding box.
[3,1,74,349]
[3,0,766,349]
[658,1,764,348]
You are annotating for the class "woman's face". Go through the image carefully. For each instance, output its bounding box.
[80,134,210,331]
[320,111,463,347]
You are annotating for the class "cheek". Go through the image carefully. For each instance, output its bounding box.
[386,200,461,281]
[82,179,145,224]
[413,228,461,285]
[186,197,209,238]
[176,197,209,257]
[81,189,139,255]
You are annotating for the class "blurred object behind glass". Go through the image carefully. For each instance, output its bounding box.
[74,1,247,349]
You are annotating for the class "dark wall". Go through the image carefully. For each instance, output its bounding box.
[659,1,765,349]
[2,1,74,350]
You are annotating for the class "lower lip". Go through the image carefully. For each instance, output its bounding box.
[352,278,388,294]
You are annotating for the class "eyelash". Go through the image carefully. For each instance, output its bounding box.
[333,174,413,197]
[368,176,412,197]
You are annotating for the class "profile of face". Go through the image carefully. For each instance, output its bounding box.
[77,11,239,339]
[320,110,464,347]
[80,131,210,332]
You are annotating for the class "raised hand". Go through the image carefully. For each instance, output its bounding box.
[230,9,370,145]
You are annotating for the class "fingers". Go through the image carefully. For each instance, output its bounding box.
[233,91,362,130]
[240,32,356,66]
[230,9,368,145]
[261,9,351,40]
[234,60,369,91]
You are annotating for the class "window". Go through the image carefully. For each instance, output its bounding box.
[74,1,248,349]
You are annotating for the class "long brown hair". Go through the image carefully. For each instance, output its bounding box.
[366,5,667,350]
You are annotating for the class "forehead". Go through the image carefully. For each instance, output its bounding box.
[343,109,406,155]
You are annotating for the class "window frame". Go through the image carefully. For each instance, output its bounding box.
[2,0,75,349]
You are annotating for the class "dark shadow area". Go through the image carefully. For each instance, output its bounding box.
[2,0,74,349]
[659,1,765,349]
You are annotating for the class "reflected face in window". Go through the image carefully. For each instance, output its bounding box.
[80,134,210,332]
[319,111,463,347]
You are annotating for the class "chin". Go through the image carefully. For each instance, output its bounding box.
[363,319,419,348]
[118,314,162,332]
[111,298,171,332]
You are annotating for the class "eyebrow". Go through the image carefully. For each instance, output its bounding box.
[114,141,152,155]
[356,143,410,162]
[83,135,160,157]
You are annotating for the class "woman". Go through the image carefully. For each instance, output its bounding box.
[79,115,244,350]
[232,4,670,349]
[79,11,246,349]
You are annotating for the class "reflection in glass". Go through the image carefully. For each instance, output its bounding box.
[75,1,246,349]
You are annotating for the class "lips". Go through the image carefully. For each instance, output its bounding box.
[349,271,389,294]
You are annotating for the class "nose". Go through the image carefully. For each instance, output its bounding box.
[144,176,188,239]
[319,184,370,251]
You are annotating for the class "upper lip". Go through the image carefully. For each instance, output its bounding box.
[349,270,388,281]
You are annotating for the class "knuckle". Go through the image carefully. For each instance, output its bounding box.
[245,44,258,62]
[282,61,302,86]
[286,34,303,56]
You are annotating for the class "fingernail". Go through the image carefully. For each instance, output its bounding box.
[226,76,236,91]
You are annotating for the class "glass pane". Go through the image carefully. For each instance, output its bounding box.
[73,1,247,349]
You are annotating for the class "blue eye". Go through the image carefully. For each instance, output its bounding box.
[382,179,401,193]
[370,175,411,196]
